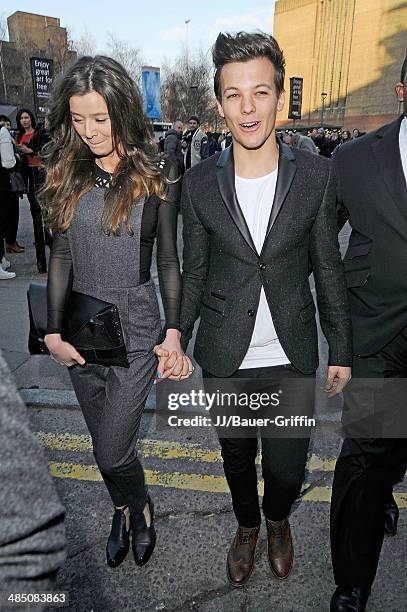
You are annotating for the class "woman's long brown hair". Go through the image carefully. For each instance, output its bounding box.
[42,55,166,234]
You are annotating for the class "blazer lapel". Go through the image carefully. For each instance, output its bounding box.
[371,116,407,218]
[264,142,297,239]
[216,146,257,254]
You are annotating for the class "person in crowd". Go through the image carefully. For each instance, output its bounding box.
[158,136,165,153]
[15,108,50,271]
[310,127,318,143]
[352,128,360,139]
[340,130,351,145]
[330,57,407,612]
[0,115,21,264]
[174,31,352,588]
[281,130,292,145]
[314,127,331,157]
[224,130,233,147]
[207,132,222,156]
[182,115,209,170]
[218,133,227,150]
[290,131,318,154]
[164,120,184,174]
[0,115,17,280]
[329,129,341,155]
[43,55,192,569]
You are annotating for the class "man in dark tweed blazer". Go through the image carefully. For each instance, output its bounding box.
[179,32,352,587]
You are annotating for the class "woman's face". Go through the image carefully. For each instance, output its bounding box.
[69,91,115,158]
[20,112,32,130]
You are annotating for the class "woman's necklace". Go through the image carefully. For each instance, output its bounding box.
[95,161,113,189]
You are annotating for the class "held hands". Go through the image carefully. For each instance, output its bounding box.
[45,333,86,367]
[153,329,194,382]
[325,365,351,398]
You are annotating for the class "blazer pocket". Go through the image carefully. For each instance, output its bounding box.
[344,243,371,259]
[210,290,226,301]
[299,300,316,322]
[345,269,370,288]
[200,302,224,327]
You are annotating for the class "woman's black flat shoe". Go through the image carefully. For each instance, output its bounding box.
[106,507,130,567]
[131,495,156,566]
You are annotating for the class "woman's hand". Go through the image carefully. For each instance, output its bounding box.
[153,329,193,381]
[45,333,86,367]
[17,144,32,154]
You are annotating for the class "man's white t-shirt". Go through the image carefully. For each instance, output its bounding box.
[399,116,407,183]
[235,169,290,369]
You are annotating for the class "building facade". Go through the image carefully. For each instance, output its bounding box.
[273,0,407,132]
[0,11,75,111]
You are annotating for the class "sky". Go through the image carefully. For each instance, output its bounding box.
[1,1,276,67]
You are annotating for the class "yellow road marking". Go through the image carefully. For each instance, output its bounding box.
[49,462,407,508]
[37,432,335,471]
[307,455,336,472]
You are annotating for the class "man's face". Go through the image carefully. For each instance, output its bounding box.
[395,79,407,116]
[188,119,198,131]
[216,57,284,151]
[175,122,184,135]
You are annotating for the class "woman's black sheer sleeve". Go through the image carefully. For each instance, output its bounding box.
[46,232,73,334]
[156,160,182,331]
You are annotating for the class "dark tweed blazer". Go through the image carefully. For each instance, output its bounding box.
[180,142,352,376]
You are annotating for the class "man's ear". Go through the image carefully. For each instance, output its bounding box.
[277,90,285,113]
[395,82,404,102]
[216,98,225,119]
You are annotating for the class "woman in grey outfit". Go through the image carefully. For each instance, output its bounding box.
[43,56,192,568]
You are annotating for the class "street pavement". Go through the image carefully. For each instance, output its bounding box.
[0,198,406,611]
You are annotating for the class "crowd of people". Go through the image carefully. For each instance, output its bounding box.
[0,27,406,612]
[158,119,365,179]
[1,104,365,283]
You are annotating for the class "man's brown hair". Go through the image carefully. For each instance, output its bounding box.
[213,31,285,101]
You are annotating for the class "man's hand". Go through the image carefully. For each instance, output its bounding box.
[325,365,351,397]
[153,329,193,381]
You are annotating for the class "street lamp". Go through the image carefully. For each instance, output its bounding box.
[185,19,190,67]
[190,85,198,116]
[321,92,327,127]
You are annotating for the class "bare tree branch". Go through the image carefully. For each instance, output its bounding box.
[71,29,96,58]
[161,47,220,128]
[105,33,143,81]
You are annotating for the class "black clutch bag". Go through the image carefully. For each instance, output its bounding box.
[27,283,130,368]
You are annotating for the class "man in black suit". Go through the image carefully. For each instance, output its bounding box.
[330,58,407,612]
[178,31,352,587]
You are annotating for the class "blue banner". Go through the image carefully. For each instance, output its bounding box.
[141,66,161,120]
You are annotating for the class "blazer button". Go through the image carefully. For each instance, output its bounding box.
[259,263,266,270]
[247,309,255,317]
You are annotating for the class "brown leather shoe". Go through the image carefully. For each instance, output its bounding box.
[226,525,260,587]
[266,518,294,579]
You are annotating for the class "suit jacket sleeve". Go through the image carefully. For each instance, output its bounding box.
[332,154,350,231]
[309,165,352,365]
[180,174,210,350]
